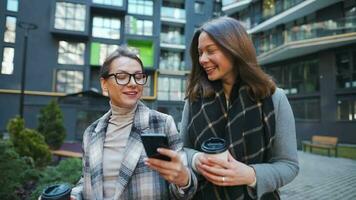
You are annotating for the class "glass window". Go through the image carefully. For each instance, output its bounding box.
[90,42,118,66]
[158,76,186,101]
[125,16,153,36]
[336,52,356,89]
[58,41,85,65]
[76,110,105,140]
[128,0,153,16]
[194,2,204,14]
[6,0,18,12]
[4,16,16,43]
[336,98,356,121]
[92,0,123,6]
[92,16,121,39]
[54,2,86,32]
[263,0,276,19]
[55,70,83,93]
[143,74,152,97]
[290,98,320,121]
[159,50,184,71]
[1,47,15,75]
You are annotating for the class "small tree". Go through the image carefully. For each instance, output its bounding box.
[6,117,52,168]
[37,100,66,150]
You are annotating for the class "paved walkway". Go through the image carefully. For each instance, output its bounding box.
[280,151,356,200]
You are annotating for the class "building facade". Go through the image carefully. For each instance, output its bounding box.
[222,0,356,144]
[0,0,220,141]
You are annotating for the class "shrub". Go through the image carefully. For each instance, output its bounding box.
[30,158,82,200]
[0,140,40,200]
[14,128,52,168]
[7,116,25,143]
[37,100,66,150]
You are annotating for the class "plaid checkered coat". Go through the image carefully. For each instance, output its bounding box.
[71,101,197,200]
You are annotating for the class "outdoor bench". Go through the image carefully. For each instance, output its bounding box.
[51,150,82,161]
[302,135,338,157]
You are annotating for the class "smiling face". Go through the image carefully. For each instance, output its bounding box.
[100,56,144,109]
[198,31,236,85]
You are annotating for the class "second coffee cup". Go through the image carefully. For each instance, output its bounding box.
[201,137,228,163]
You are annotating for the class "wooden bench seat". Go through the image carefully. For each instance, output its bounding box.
[51,150,82,160]
[302,135,338,157]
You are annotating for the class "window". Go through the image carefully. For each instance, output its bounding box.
[92,16,121,39]
[159,51,184,71]
[54,2,86,32]
[55,70,83,93]
[337,98,356,121]
[336,52,356,89]
[263,0,276,19]
[143,74,152,97]
[6,0,18,12]
[265,59,319,94]
[58,41,85,65]
[158,76,186,101]
[1,47,15,75]
[194,2,204,14]
[160,25,185,45]
[90,42,118,66]
[125,16,153,36]
[290,98,320,121]
[92,0,123,6]
[128,0,153,16]
[76,110,105,140]
[127,39,154,68]
[4,16,16,43]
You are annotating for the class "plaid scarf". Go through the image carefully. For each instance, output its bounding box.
[187,82,279,200]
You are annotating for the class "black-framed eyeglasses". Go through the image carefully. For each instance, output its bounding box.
[107,72,148,86]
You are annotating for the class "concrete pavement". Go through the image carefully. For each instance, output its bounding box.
[280,151,356,200]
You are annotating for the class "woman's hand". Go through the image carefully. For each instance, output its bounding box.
[145,148,190,187]
[196,151,256,186]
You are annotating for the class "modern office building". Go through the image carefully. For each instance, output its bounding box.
[222,0,356,144]
[0,0,220,141]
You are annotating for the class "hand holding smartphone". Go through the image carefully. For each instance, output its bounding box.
[141,134,171,161]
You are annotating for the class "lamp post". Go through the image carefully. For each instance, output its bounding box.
[17,21,37,118]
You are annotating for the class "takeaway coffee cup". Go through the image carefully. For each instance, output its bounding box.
[41,183,71,200]
[201,137,228,162]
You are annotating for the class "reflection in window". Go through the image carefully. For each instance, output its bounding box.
[90,42,118,66]
[143,74,152,97]
[92,0,123,6]
[56,70,83,93]
[194,2,204,14]
[159,51,184,71]
[54,2,86,32]
[58,41,85,65]
[6,0,18,12]
[125,16,153,36]
[4,16,16,43]
[158,76,186,101]
[290,98,320,121]
[336,52,356,89]
[337,98,356,121]
[266,59,319,94]
[92,16,121,39]
[263,0,275,19]
[128,0,153,16]
[160,25,185,45]
[1,47,15,75]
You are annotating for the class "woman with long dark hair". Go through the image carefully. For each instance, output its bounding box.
[181,17,299,199]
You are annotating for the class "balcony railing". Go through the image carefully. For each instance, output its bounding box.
[161,7,185,21]
[255,16,356,56]
[159,59,185,71]
[160,32,185,45]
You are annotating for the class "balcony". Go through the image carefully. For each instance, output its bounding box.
[256,16,356,65]
[161,7,186,24]
[160,32,185,50]
[248,0,342,34]
[222,0,252,15]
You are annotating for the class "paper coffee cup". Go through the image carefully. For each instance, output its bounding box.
[201,137,228,162]
[41,183,71,200]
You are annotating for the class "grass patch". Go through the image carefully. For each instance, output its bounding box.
[303,145,356,160]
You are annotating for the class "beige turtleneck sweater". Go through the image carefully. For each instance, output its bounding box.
[103,102,137,200]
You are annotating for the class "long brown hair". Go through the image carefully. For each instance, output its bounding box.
[187,17,276,102]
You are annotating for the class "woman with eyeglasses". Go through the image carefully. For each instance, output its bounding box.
[70,47,197,200]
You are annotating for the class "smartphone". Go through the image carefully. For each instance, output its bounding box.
[141,134,171,161]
